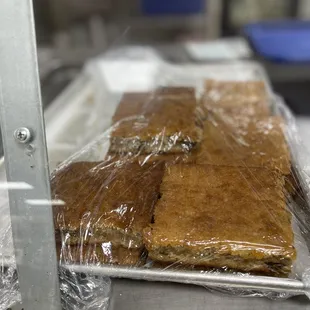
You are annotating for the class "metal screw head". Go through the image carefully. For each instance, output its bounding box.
[14,127,32,144]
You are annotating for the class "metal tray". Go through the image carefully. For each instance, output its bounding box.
[2,60,310,298]
[63,265,307,295]
[57,61,310,297]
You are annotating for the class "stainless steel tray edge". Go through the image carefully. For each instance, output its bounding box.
[63,265,307,296]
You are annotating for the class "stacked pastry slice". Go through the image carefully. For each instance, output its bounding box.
[199,80,294,193]
[52,86,201,267]
[144,164,296,276]
[110,87,203,155]
[52,160,164,266]
[52,83,297,277]
[143,82,296,276]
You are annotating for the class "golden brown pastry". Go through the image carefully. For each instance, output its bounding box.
[104,151,195,167]
[194,114,291,175]
[144,164,296,276]
[112,92,153,123]
[202,80,270,117]
[154,87,196,100]
[110,96,203,154]
[52,160,164,249]
[112,87,196,123]
[58,242,145,266]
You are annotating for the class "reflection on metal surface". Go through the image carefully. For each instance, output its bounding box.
[64,265,306,295]
[25,199,66,206]
[0,182,33,190]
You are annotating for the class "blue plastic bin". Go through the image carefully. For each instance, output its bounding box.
[245,20,310,63]
[142,0,204,15]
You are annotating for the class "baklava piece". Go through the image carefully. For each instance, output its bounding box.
[52,160,164,249]
[144,164,296,276]
[202,80,270,117]
[110,96,202,154]
[194,115,291,175]
[58,242,145,266]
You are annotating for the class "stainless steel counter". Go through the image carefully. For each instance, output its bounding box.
[109,279,310,310]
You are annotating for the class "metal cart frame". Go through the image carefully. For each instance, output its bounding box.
[0,0,61,309]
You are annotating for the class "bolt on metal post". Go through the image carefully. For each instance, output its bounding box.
[14,127,32,143]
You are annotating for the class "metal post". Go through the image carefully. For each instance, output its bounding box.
[0,1,61,309]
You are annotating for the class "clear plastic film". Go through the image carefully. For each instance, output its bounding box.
[0,167,20,310]
[51,61,310,301]
[2,55,310,307]
[0,47,164,309]
[52,86,203,268]
[0,163,111,310]
[0,158,111,308]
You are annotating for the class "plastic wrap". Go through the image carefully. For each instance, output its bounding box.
[2,57,310,308]
[0,169,20,310]
[0,167,111,310]
[0,47,164,309]
[51,69,310,300]
[0,154,111,308]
